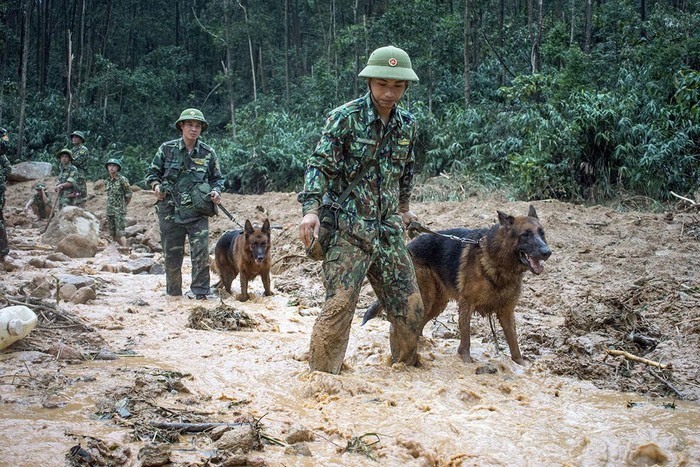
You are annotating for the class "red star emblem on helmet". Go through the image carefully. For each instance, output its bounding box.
[388,57,398,67]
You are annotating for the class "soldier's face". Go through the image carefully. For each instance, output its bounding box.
[369,78,407,112]
[71,136,82,145]
[181,120,202,144]
[60,154,71,164]
[107,164,119,175]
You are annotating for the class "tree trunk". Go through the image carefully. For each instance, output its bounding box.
[17,0,33,160]
[570,0,575,46]
[584,0,592,53]
[75,0,86,110]
[463,0,471,108]
[284,0,290,105]
[531,0,542,72]
[66,30,73,134]
[499,0,505,85]
[102,0,113,55]
[239,1,257,118]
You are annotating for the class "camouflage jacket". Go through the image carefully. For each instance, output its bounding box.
[57,162,79,196]
[105,174,132,216]
[298,92,418,226]
[144,138,224,222]
[0,154,9,193]
[71,144,90,172]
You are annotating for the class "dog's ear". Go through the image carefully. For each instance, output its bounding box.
[244,220,254,234]
[528,205,538,219]
[262,219,270,233]
[497,210,514,227]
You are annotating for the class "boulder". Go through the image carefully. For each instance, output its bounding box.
[8,161,53,182]
[42,206,100,247]
[57,234,98,258]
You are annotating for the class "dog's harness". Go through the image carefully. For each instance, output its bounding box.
[406,221,482,245]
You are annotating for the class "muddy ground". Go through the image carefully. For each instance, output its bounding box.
[0,177,698,466]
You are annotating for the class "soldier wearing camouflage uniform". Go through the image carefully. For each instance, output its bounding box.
[25,183,52,220]
[298,46,425,374]
[104,158,132,247]
[54,148,81,209]
[0,127,11,261]
[145,109,224,300]
[70,131,89,207]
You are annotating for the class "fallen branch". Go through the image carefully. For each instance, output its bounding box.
[149,421,248,433]
[670,191,696,205]
[648,368,684,400]
[605,349,669,369]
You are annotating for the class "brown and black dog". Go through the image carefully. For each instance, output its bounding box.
[362,205,551,365]
[213,219,273,301]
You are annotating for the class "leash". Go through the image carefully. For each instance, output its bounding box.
[218,203,283,230]
[406,221,480,245]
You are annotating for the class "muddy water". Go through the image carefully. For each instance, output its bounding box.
[1,261,699,466]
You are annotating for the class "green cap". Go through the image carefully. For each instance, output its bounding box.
[175,108,208,132]
[358,46,419,82]
[56,148,72,160]
[105,158,122,170]
[69,130,86,142]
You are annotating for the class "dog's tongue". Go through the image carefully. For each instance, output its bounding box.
[528,256,545,275]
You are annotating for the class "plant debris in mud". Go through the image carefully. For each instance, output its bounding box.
[187,303,256,331]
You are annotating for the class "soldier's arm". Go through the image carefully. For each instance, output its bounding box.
[144,145,167,190]
[207,152,225,193]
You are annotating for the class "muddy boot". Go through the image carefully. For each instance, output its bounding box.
[387,293,423,366]
[308,294,355,374]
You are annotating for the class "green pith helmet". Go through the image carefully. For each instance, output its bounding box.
[175,108,208,132]
[56,148,72,160]
[105,158,122,171]
[358,45,419,82]
[69,130,86,142]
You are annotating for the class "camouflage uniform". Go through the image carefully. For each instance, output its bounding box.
[57,162,80,209]
[71,144,89,207]
[0,136,10,259]
[145,138,224,296]
[29,186,52,220]
[298,91,425,373]
[105,174,132,239]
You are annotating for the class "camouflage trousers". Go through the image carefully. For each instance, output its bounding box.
[58,192,85,210]
[156,200,210,296]
[0,190,8,257]
[309,225,424,374]
[106,211,126,238]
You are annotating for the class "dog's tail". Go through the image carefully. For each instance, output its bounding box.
[361,301,383,325]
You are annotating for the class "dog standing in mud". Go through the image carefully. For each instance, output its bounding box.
[363,205,551,365]
[213,219,273,301]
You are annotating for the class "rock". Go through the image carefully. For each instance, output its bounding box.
[57,234,98,258]
[47,343,84,360]
[56,274,95,289]
[71,286,97,304]
[285,426,315,444]
[216,425,260,453]
[137,443,171,467]
[123,257,155,274]
[59,283,78,300]
[124,224,147,237]
[8,161,53,182]
[92,179,105,192]
[28,258,59,269]
[284,443,312,457]
[149,263,165,275]
[42,206,100,247]
[29,280,53,299]
[46,252,72,262]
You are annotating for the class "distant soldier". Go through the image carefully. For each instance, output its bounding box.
[104,158,132,247]
[69,130,89,207]
[0,127,11,261]
[24,183,53,220]
[54,148,81,209]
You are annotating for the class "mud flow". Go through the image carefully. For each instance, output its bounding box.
[1,182,698,465]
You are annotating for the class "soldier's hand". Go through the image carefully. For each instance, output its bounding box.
[55,184,63,193]
[209,191,221,205]
[401,210,419,227]
[299,213,320,248]
[154,184,165,201]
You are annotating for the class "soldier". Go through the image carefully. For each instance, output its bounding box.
[24,183,53,220]
[144,108,224,300]
[104,158,132,247]
[297,45,425,374]
[0,127,11,261]
[69,130,89,207]
[54,148,81,209]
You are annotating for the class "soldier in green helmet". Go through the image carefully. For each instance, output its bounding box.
[69,130,89,207]
[0,127,11,261]
[297,45,425,374]
[24,182,53,220]
[144,108,224,300]
[54,148,81,210]
[104,158,132,247]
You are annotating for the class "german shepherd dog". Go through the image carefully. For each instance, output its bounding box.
[363,206,551,365]
[213,219,273,301]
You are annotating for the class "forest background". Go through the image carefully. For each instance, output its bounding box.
[0,0,698,203]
